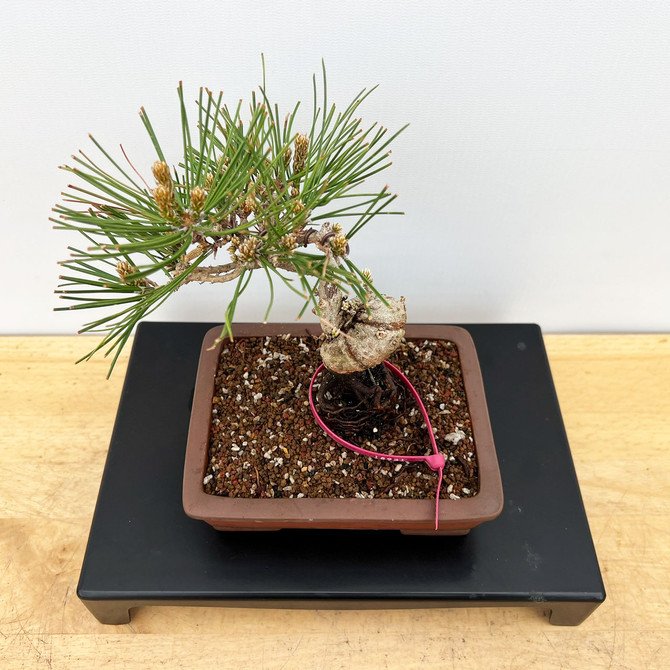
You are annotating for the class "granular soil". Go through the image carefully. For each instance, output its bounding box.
[204,335,479,500]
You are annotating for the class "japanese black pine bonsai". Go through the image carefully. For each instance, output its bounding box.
[54,63,409,431]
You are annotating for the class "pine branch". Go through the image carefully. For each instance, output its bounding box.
[54,62,407,375]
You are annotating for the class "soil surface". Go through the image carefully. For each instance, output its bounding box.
[204,336,479,500]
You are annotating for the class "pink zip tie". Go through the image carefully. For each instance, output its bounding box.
[309,361,446,530]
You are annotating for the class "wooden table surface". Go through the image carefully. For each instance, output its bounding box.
[1,333,669,669]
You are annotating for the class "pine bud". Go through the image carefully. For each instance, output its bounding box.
[204,173,214,190]
[228,235,241,262]
[154,184,174,218]
[362,268,373,284]
[243,194,257,215]
[190,186,206,215]
[116,260,135,282]
[290,186,300,198]
[229,234,242,251]
[293,199,305,214]
[329,233,348,257]
[152,161,171,186]
[283,147,292,167]
[293,133,309,174]
[279,233,297,252]
[236,237,261,265]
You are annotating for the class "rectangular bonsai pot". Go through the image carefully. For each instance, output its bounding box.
[183,324,503,535]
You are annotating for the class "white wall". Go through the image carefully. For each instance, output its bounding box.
[1,0,669,336]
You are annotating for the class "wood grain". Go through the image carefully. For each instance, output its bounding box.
[1,333,669,669]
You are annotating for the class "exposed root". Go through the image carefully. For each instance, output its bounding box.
[315,363,406,438]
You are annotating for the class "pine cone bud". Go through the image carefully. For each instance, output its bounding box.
[283,147,293,167]
[293,133,309,174]
[154,184,174,218]
[236,237,261,265]
[116,260,135,282]
[279,233,297,252]
[190,186,206,215]
[290,186,300,198]
[329,233,348,257]
[293,199,305,214]
[243,194,257,215]
[204,173,214,190]
[362,268,373,284]
[229,234,241,251]
[152,161,172,186]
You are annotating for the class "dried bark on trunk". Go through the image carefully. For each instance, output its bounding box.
[316,282,406,374]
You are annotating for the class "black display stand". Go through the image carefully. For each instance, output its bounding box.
[77,322,605,625]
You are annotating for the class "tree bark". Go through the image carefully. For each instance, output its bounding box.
[316,282,406,374]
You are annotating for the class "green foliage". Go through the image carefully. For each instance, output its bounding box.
[53,61,407,376]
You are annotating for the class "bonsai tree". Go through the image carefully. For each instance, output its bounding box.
[54,63,408,430]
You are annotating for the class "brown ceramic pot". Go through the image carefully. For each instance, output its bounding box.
[183,324,503,535]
